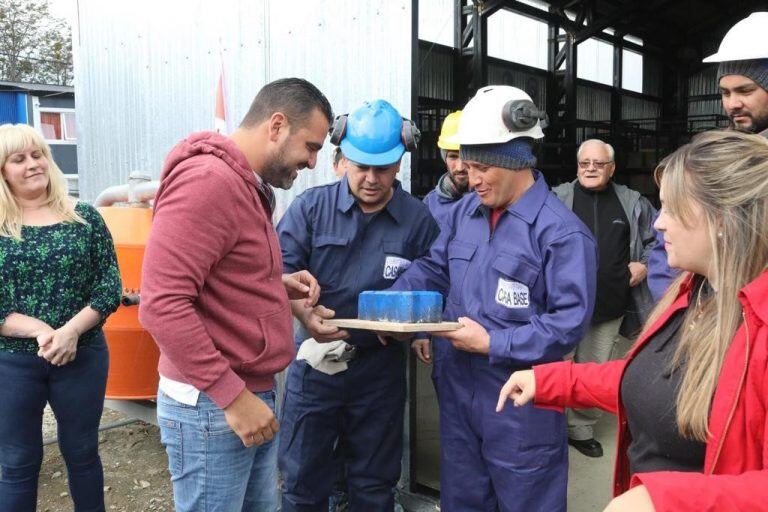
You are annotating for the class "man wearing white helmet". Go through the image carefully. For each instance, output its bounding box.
[706,11,768,136]
[388,86,597,511]
[648,11,768,301]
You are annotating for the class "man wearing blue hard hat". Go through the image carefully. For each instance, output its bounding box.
[277,99,439,511]
[388,85,597,511]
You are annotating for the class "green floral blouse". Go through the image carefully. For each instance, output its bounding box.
[0,202,122,353]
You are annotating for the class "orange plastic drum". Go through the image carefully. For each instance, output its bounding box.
[98,207,159,399]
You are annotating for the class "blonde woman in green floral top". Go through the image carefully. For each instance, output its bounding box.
[0,124,121,512]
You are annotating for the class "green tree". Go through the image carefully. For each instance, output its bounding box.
[0,0,72,85]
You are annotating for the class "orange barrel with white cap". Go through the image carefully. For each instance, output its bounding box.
[96,173,160,399]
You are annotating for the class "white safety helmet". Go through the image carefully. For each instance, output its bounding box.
[458,85,546,145]
[703,12,768,63]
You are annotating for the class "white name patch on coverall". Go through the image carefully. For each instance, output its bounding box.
[495,278,530,308]
[383,256,411,280]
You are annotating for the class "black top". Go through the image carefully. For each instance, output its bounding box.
[620,299,707,475]
[573,182,631,322]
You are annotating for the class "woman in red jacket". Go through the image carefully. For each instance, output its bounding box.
[497,129,768,512]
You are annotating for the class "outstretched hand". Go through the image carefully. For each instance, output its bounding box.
[496,369,536,411]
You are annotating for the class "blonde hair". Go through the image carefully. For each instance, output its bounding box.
[642,130,768,441]
[0,124,84,239]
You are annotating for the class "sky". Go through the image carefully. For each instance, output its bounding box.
[48,0,75,26]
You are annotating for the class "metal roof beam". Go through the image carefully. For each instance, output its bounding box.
[498,0,662,56]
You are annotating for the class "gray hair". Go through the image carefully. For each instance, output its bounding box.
[577,139,615,161]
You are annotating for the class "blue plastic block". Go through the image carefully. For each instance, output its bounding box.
[358,291,443,323]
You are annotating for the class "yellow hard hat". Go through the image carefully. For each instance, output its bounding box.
[437,110,462,151]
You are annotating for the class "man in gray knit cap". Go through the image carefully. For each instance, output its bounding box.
[704,11,768,135]
[648,11,768,302]
[388,86,598,511]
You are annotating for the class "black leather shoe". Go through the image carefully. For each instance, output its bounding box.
[568,437,603,457]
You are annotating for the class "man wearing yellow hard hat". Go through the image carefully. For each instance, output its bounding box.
[422,111,470,229]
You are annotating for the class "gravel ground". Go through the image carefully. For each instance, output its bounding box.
[38,406,173,512]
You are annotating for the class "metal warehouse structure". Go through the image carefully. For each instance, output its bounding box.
[72,0,764,508]
[414,0,766,200]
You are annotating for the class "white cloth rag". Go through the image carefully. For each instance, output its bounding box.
[296,338,354,375]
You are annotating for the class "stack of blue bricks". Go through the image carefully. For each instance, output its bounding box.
[358,291,443,323]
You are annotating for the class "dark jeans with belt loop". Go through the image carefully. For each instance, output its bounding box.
[0,333,109,512]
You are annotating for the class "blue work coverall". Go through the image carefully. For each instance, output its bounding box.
[391,171,597,511]
[277,177,439,512]
[422,187,464,392]
[423,188,458,229]
[647,213,681,301]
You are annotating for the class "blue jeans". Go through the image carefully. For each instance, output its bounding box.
[157,389,279,512]
[0,335,109,512]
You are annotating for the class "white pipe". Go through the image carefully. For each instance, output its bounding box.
[94,184,129,206]
[94,180,160,207]
[133,181,160,203]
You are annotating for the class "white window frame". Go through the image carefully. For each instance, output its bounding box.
[32,98,77,145]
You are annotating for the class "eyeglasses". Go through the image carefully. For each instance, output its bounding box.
[578,160,613,169]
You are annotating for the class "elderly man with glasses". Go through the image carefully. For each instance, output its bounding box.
[552,138,656,458]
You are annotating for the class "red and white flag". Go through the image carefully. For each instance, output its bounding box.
[214,54,228,135]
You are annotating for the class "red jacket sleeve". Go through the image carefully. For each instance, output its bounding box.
[533,359,626,414]
[139,165,245,408]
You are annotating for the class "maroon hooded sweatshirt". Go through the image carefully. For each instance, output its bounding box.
[139,132,294,409]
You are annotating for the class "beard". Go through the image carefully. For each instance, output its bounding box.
[261,146,296,190]
[730,111,768,135]
[449,172,469,193]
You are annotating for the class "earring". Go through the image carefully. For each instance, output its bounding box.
[717,232,723,238]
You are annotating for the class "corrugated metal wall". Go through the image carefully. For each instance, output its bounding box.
[642,55,663,98]
[688,64,721,118]
[74,0,413,219]
[622,95,660,121]
[0,91,28,124]
[416,41,550,110]
[488,61,547,108]
[0,92,20,124]
[689,65,719,96]
[417,43,454,101]
[577,85,611,121]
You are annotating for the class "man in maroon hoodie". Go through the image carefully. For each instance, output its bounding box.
[139,78,333,512]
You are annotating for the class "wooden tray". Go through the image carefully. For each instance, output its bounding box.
[325,319,462,332]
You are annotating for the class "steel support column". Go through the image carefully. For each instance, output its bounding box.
[611,34,624,147]
[455,0,504,107]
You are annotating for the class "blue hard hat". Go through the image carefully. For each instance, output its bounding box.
[340,99,405,166]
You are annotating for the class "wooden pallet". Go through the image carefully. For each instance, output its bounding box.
[325,319,462,332]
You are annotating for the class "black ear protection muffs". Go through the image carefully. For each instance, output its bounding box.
[401,118,421,151]
[502,99,549,131]
[328,114,421,151]
[329,114,348,146]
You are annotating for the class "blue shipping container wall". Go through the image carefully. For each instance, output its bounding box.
[0,92,28,124]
